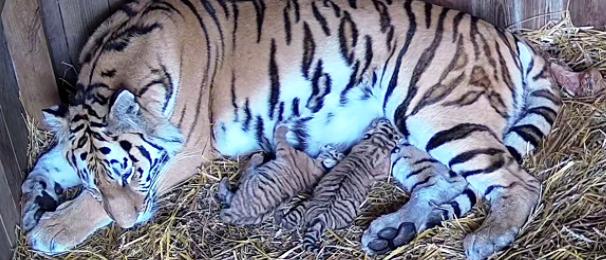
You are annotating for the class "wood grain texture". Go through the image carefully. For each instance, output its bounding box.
[0,157,19,256]
[0,17,28,199]
[1,0,60,122]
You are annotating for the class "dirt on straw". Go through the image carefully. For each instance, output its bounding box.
[13,13,606,260]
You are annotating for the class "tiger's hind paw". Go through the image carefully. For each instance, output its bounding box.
[464,224,518,260]
[362,220,416,255]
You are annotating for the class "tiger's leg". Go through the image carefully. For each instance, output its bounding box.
[362,141,472,254]
[22,145,112,253]
[409,117,540,260]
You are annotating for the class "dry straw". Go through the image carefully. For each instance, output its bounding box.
[13,13,606,260]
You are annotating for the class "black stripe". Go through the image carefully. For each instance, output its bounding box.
[324,0,342,17]
[307,60,332,113]
[268,39,281,120]
[451,12,465,43]
[338,11,358,65]
[511,124,544,147]
[424,2,432,28]
[469,17,480,59]
[506,145,522,163]
[372,0,391,33]
[406,166,431,178]
[526,106,557,125]
[201,0,225,61]
[426,123,497,151]
[414,158,439,165]
[449,201,461,217]
[252,0,266,43]
[462,188,477,205]
[160,64,174,112]
[339,61,360,104]
[360,35,373,78]
[301,22,316,79]
[484,184,506,197]
[382,0,417,111]
[101,69,116,78]
[347,0,357,9]
[230,72,239,121]
[231,1,239,50]
[292,98,301,117]
[531,89,561,105]
[410,176,432,192]
[394,8,449,131]
[495,43,517,111]
[460,156,505,178]
[277,101,285,122]
[312,2,331,36]
[215,0,230,18]
[448,148,504,168]
[291,0,300,22]
[242,99,252,131]
[104,23,163,52]
[283,3,292,45]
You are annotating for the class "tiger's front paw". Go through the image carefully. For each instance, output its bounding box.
[20,175,62,233]
[26,191,112,254]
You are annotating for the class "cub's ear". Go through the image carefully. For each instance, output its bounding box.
[41,105,68,133]
[109,89,140,121]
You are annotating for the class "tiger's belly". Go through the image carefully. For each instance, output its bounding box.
[213,87,383,158]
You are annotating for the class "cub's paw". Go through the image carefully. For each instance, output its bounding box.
[317,144,344,169]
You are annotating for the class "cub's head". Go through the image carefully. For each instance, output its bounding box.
[42,85,183,228]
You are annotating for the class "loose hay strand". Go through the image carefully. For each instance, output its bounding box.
[14,14,606,260]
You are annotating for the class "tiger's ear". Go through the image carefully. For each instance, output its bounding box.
[109,89,140,121]
[41,105,68,133]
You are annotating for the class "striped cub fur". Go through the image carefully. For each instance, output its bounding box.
[217,124,343,225]
[277,118,400,252]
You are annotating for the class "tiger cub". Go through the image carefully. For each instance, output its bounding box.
[278,118,400,252]
[217,124,344,225]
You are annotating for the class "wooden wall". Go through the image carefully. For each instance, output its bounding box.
[429,0,606,29]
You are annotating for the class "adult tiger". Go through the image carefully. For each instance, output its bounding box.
[20,0,561,259]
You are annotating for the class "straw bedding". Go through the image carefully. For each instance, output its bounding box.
[13,15,606,260]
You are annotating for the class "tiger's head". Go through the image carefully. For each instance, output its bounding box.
[41,85,183,228]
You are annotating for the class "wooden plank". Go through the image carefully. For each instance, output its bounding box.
[0,159,19,254]
[569,0,606,27]
[0,104,24,207]
[0,221,13,260]
[426,0,471,12]
[57,0,112,71]
[0,18,28,189]
[39,0,78,98]
[1,0,60,123]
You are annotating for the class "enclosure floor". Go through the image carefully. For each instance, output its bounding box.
[13,19,606,260]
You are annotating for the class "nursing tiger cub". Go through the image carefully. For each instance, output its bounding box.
[290,118,400,252]
[217,124,343,225]
[21,0,561,259]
